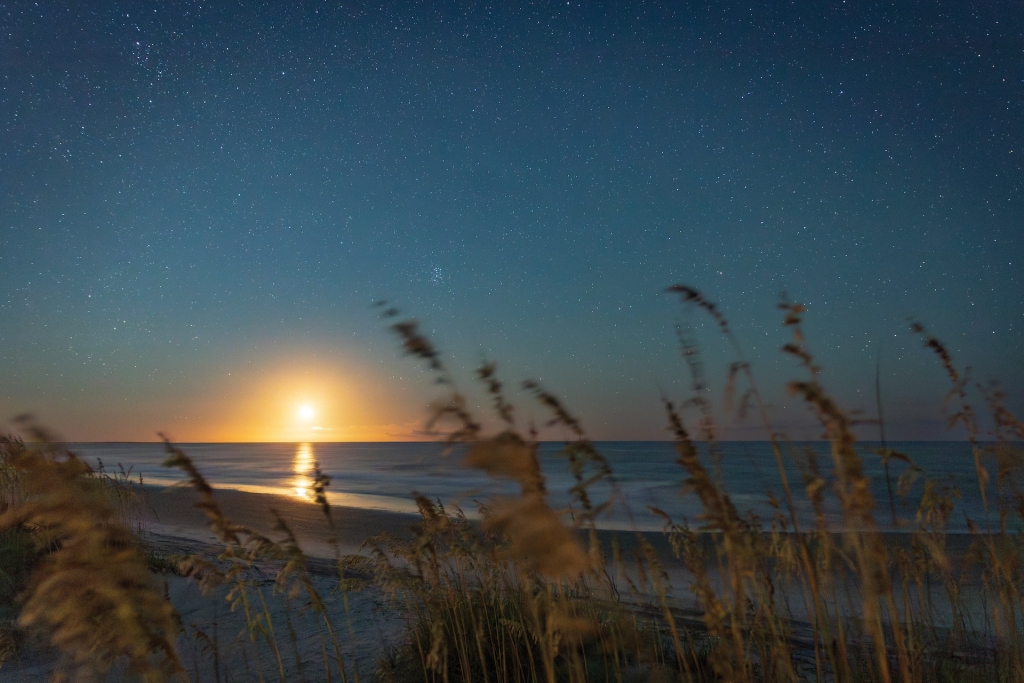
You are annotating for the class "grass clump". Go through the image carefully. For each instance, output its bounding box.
[368,497,705,683]
[0,425,182,681]
[364,309,719,683]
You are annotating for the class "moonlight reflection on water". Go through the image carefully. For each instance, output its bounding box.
[291,442,315,500]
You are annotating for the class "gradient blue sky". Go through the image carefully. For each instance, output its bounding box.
[1,0,1021,441]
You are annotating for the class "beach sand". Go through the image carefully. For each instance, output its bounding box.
[135,483,987,634]
[0,487,423,682]
[140,484,422,557]
[0,484,990,682]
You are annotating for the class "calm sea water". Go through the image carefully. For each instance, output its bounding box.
[69,441,1011,532]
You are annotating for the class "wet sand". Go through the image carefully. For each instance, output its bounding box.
[139,483,422,557]
[137,483,983,567]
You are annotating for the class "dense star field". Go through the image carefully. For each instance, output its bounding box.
[1,0,1021,440]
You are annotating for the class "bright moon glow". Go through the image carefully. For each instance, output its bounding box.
[298,405,315,421]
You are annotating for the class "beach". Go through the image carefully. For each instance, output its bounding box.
[138,482,989,637]
[1,486,423,682]
[0,480,994,682]
[140,484,423,557]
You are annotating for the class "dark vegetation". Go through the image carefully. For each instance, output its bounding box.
[0,287,1022,682]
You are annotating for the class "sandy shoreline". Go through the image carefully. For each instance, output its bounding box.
[139,484,422,558]
[1,484,992,681]
[136,484,990,646]
[137,483,983,565]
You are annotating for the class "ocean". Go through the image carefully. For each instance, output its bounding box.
[69,440,1009,532]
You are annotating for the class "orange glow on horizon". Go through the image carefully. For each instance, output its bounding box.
[8,345,438,442]
[160,355,431,443]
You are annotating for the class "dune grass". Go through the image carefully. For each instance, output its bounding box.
[0,287,1022,682]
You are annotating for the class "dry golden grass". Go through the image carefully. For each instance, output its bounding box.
[0,421,181,682]
[0,290,1021,682]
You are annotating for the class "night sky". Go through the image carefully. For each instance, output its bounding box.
[1,1,1021,442]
